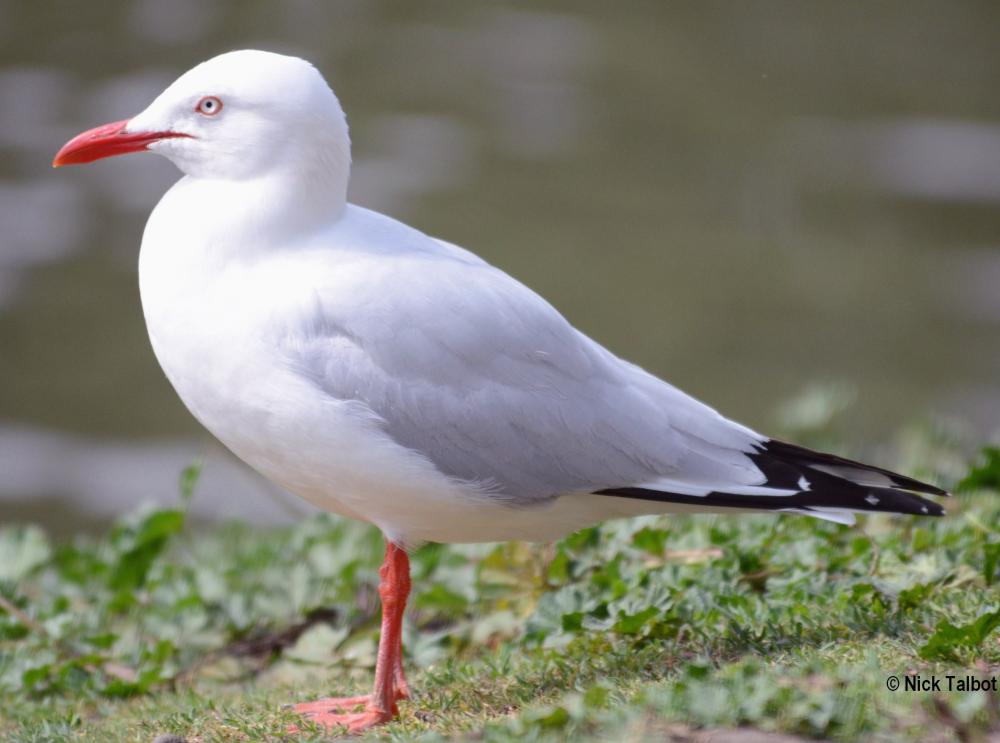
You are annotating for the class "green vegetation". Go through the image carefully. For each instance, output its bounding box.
[1,434,998,742]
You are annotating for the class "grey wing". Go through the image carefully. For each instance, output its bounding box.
[285,252,767,504]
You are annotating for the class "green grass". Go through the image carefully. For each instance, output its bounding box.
[1,429,999,742]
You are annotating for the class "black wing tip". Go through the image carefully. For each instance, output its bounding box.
[885,491,947,517]
[757,438,949,497]
[596,485,947,517]
[592,437,949,520]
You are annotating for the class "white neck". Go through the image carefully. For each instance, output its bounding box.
[158,164,348,262]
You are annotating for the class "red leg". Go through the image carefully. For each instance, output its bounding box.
[291,539,411,734]
[393,631,410,698]
[392,561,411,698]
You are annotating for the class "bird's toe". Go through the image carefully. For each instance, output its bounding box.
[291,705,395,734]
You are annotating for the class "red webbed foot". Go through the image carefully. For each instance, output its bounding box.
[290,699,397,734]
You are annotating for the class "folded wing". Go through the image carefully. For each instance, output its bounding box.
[286,212,947,524]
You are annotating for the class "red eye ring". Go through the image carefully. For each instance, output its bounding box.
[196,96,223,116]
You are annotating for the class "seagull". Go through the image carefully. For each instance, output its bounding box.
[53,50,947,733]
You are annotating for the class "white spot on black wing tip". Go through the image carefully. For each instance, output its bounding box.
[797,476,811,491]
[865,494,880,506]
[921,506,929,514]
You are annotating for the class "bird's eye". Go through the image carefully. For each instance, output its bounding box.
[196,96,223,116]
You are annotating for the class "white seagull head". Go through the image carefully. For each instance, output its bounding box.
[55,50,351,186]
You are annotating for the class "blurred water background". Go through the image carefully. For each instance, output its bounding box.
[0,1,998,532]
